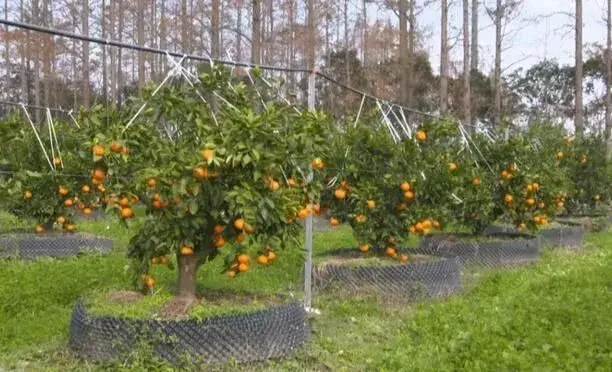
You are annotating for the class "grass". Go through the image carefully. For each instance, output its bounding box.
[0,212,611,370]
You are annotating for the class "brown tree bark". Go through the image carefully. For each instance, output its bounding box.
[575,0,584,135]
[471,0,478,126]
[82,0,89,106]
[440,0,449,114]
[252,0,262,64]
[236,1,243,61]
[463,0,471,125]
[399,0,409,105]
[344,0,350,85]
[20,0,27,103]
[177,254,200,299]
[211,0,220,58]
[160,0,166,72]
[362,0,367,65]
[181,0,188,52]
[307,0,315,70]
[42,0,51,107]
[137,0,145,90]
[32,0,41,118]
[117,0,124,105]
[102,0,107,100]
[493,0,502,127]
[407,0,415,107]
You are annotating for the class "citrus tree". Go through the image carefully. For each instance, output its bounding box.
[88,66,330,302]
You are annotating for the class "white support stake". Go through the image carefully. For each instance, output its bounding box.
[21,104,54,170]
[304,72,316,314]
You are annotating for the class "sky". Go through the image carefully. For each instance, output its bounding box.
[370,0,608,75]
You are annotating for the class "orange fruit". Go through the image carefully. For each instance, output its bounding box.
[244,223,255,234]
[526,184,534,192]
[334,188,347,199]
[35,225,44,233]
[110,142,123,153]
[234,218,245,231]
[151,257,160,264]
[472,177,481,186]
[287,177,297,187]
[366,200,376,209]
[152,200,163,209]
[580,155,588,164]
[355,214,367,223]
[432,220,441,229]
[594,194,601,201]
[24,190,32,200]
[329,217,340,226]
[387,236,396,244]
[268,181,280,192]
[518,223,527,231]
[145,277,155,288]
[119,197,131,208]
[56,216,66,224]
[534,216,542,224]
[214,224,225,234]
[557,201,564,208]
[92,168,106,181]
[214,236,227,248]
[152,193,161,201]
[147,178,157,188]
[200,148,215,162]
[400,254,409,263]
[386,247,396,257]
[408,225,417,234]
[311,158,325,170]
[448,162,458,172]
[415,222,424,232]
[236,233,247,244]
[160,256,169,264]
[92,144,106,156]
[227,270,237,279]
[313,203,321,215]
[267,251,277,261]
[65,224,76,232]
[415,130,427,142]
[400,182,411,192]
[64,198,74,207]
[257,255,269,264]
[193,166,208,180]
[556,151,564,159]
[297,208,310,219]
[121,207,134,219]
[237,254,250,264]
[58,185,69,196]
[422,220,432,229]
[53,157,62,166]
[238,263,249,272]
[504,194,513,203]
[81,185,91,193]
[532,182,540,191]
[83,207,92,215]
[526,198,535,206]
[404,190,415,200]
[181,246,194,255]
[538,202,546,209]
[359,244,369,253]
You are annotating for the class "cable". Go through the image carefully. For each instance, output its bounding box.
[0,100,72,114]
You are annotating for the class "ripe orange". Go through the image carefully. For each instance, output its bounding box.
[152,193,161,201]
[448,162,458,172]
[355,214,367,223]
[214,236,227,248]
[313,203,321,215]
[408,225,417,234]
[151,257,160,264]
[93,168,106,181]
[160,256,169,264]
[214,224,225,234]
[237,254,250,264]
[432,220,441,229]
[200,148,215,162]
[518,223,527,231]
[557,201,564,208]
[415,222,424,232]
[386,247,396,257]
[193,166,208,180]
[110,142,123,153]
[58,185,69,196]
[147,178,157,188]
[267,251,277,261]
[287,177,297,187]
[53,157,62,166]
[145,277,155,288]
[92,144,106,156]
[422,220,432,229]
[594,194,601,201]
[268,181,280,192]
[366,200,376,209]
[236,233,247,244]
[415,130,427,142]
[526,198,535,206]
[334,188,347,199]
[119,197,130,208]
[400,254,409,263]
[152,200,163,209]
[238,263,249,272]
[24,190,32,200]
[83,207,92,215]
[227,270,237,279]
[56,216,66,224]
[234,219,245,230]
[257,255,269,264]
[532,182,540,191]
[329,217,340,226]
[556,151,564,159]
[504,194,513,203]
[534,216,542,225]
[580,155,588,164]
[65,224,76,232]
[359,244,369,253]
[81,185,91,193]
[404,190,415,200]
[400,182,411,192]
[472,177,481,186]
[526,184,534,192]
[538,202,546,209]
[64,198,74,207]
[121,207,134,219]
[297,208,310,219]
[35,225,44,233]
[311,157,325,170]
[181,246,194,255]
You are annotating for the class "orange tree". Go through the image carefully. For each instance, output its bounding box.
[89,66,330,300]
[483,124,571,232]
[0,112,103,233]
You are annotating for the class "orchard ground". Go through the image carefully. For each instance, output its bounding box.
[0,212,611,371]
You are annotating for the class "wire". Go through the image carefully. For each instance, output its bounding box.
[0,100,71,114]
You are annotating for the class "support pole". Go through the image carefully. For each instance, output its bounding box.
[304,71,316,311]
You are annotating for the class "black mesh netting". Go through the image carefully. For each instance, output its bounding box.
[0,232,113,259]
[556,214,611,233]
[417,232,540,267]
[312,251,461,300]
[485,223,585,249]
[69,298,310,365]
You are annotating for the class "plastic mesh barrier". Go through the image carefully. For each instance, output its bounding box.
[485,223,585,250]
[0,233,113,259]
[417,232,540,267]
[312,251,461,300]
[557,215,611,233]
[69,298,310,365]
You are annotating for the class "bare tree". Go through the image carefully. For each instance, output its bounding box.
[607,0,611,154]
[575,0,584,135]
[399,0,408,105]
[252,0,261,64]
[440,0,448,114]
[463,0,470,124]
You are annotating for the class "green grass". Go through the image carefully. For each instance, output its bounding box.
[0,212,611,371]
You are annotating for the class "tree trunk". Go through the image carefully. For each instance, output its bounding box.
[440,0,449,114]
[407,0,415,107]
[471,0,478,126]
[42,0,51,108]
[399,0,408,105]
[102,0,107,101]
[82,0,89,106]
[160,0,166,73]
[109,0,116,103]
[117,0,124,105]
[177,253,199,299]
[137,0,145,90]
[20,0,27,103]
[4,0,9,88]
[606,0,611,157]
[493,0,502,127]
[181,0,188,52]
[362,0,367,66]
[211,0,220,58]
[344,0,350,85]
[307,0,315,70]
[33,0,41,120]
[463,0,471,125]
[236,1,243,61]
[252,0,261,64]
[575,0,584,135]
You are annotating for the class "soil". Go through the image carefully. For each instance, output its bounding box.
[107,290,143,304]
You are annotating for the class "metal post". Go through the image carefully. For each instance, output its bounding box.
[304,71,316,311]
